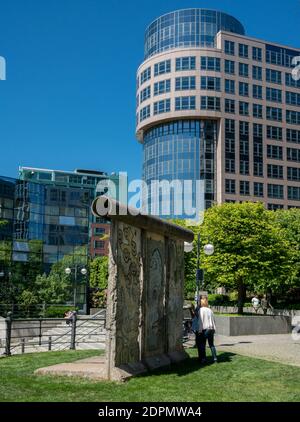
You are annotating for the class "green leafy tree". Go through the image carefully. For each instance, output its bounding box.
[200,202,294,313]
[18,289,39,317]
[89,256,108,308]
[172,219,198,299]
[274,208,300,302]
[34,245,88,304]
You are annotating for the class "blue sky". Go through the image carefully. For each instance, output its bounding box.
[0,0,300,181]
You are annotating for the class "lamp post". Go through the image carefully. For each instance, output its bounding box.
[65,265,88,311]
[184,234,214,305]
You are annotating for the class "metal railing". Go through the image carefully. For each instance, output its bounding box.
[0,303,79,319]
[0,311,106,356]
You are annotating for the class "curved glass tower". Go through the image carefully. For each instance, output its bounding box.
[144,9,245,59]
[136,9,245,218]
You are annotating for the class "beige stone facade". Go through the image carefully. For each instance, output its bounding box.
[136,30,300,210]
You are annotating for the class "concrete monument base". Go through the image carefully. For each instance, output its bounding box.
[35,352,189,382]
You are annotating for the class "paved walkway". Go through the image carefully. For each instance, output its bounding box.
[214,334,300,367]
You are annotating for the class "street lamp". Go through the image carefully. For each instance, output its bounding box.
[184,234,214,305]
[65,265,88,311]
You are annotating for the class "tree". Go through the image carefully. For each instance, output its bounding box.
[274,208,300,301]
[89,256,108,308]
[172,219,198,299]
[33,246,88,305]
[199,202,294,313]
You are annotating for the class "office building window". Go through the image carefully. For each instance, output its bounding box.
[225,179,236,194]
[287,147,300,162]
[140,105,150,121]
[266,68,282,84]
[140,86,151,103]
[225,60,235,74]
[266,106,282,121]
[266,87,282,103]
[253,84,263,99]
[154,59,171,76]
[240,181,250,196]
[201,76,221,91]
[154,79,171,96]
[252,65,262,80]
[239,63,249,77]
[268,204,284,210]
[239,82,249,97]
[153,99,171,115]
[225,159,235,173]
[225,79,235,94]
[267,125,282,140]
[175,76,196,90]
[286,110,300,125]
[253,123,263,177]
[176,56,196,71]
[286,91,300,106]
[175,96,196,110]
[254,182,264,197]
[200,57,221,71]
[201,96,221,111]
[288,186,300,201]
[287,167,300,181]
[94,240,105,249]
[94,227,105,235]
[254,162,263,177]
[287,129,300,144]
[225,99,235,114]
[239,101,249,116]
[267,164,283,179]
[240,121,249,175]
[239,43,248,58]
[253,104,263,119]
[267,145,283,160]
[225,40,235,55]
[268,184,284,199]
[286,73,300,88]
[252,47,262,61]
[140,67,151,85]
[225,119,236,174]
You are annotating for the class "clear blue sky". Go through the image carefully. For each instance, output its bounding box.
[0,0,300,181]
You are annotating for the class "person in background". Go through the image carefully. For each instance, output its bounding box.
[198,297,217,363]
[251,295,260,313]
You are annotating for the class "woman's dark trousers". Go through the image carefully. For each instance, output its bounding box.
[196,329,217,362]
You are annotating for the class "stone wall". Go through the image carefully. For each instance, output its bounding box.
[92,197,194,380]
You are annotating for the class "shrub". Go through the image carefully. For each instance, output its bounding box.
[45,306,77,318]
[208,294,230,306]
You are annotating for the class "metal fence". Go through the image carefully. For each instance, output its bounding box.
[0,311,106,356]
[0,303,78,319]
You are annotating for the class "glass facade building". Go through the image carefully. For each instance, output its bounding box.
[144,9,245,59]
[136,8,300,215]
[0,168,119,311]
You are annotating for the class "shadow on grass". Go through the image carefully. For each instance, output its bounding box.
[135,352,236,379]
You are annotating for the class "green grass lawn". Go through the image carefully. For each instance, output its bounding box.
[0,349,300,402]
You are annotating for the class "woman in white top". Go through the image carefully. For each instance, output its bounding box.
[197,297,217,363]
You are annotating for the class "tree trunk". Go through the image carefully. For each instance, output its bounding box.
[237,282,246,315]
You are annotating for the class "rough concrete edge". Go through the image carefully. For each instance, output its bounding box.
[34,367,108,381]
